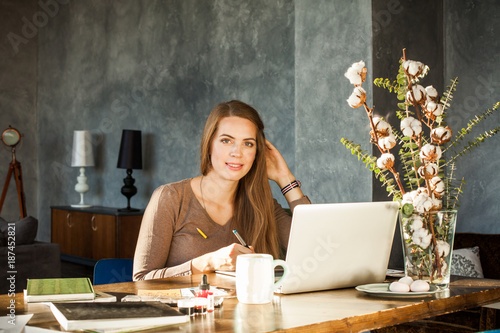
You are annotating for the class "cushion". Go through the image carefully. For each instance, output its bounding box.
[451,246,484,278]
[453,233,500,279]
[0,216,38,246]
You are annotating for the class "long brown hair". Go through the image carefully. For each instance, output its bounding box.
[200,100,280,258]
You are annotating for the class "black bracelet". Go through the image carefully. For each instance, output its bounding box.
[281,180,301,195]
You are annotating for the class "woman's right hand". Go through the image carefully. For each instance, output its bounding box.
[192,243,254,273]
[210,243,254,271]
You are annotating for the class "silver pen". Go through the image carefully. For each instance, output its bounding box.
[232,229,250,248]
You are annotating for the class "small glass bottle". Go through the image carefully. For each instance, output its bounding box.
[207,292,215,312]
[195,274,213,314]
[177,298,195,316]
[194,297,207,315]
[195,274,210,298]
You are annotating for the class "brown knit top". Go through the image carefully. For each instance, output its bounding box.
[133,178,310,280]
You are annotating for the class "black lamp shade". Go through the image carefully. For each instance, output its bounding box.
[117,130,142,170]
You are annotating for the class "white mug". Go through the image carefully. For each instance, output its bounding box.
[236,253,289,304]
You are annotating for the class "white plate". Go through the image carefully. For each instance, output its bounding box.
[355,283,440,297]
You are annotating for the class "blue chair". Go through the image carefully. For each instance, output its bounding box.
[93,259,134,285]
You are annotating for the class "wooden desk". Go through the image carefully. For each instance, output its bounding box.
[2,275,500,332]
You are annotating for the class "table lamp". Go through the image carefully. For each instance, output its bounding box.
[71,130,94,208]
[117,129,142,212]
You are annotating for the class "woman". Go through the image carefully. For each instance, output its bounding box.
[133,100,310,280]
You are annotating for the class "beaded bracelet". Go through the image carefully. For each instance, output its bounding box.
[280,180,301,195]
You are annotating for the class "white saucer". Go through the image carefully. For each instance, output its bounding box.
[355,283,440,297]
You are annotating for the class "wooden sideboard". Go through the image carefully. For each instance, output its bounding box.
[51,206,143,264]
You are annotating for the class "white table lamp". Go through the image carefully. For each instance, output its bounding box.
[71,130,95,208]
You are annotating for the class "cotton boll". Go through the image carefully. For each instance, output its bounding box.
[389,281,410,292]
[410,280,430,292]
[432,197,443,211]
[429,176,445,198]
[410,216,424,231]
[399,276,413,286]
[425,85,439,101]
[432,103,444,117]
[403,60,426,78]
[436,240,451,257]
[415,187,428,195]
[406,85,427,104]
[378,133,396,150]
[413,191,432,213]
[420,144,442,162]
[372,117,392,137]
[412,226,432,248]
[400,117,422,137]
[424,101,444,120]
[417,163,439,179]
[344,61,367,85]
[440,260,448,273]
[402,190,418,206]
[425,101,437,115]
[347,86,366,108]
[431,126,453,144]
[377,153,395,169]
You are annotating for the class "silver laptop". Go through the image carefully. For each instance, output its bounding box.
[276,201,399,294]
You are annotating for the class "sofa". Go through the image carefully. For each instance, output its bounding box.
[0,216,61,293]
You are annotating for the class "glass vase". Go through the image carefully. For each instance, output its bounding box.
[399,210,458,289]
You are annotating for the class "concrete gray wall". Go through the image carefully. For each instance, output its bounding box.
[37,0,297,241]
[295,0,373,204]
[1,0,499,248]
[0,0,38,222]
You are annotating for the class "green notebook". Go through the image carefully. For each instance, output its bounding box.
[25,277,95,302]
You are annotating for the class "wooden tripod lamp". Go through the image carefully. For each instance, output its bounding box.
[0,126,27,218]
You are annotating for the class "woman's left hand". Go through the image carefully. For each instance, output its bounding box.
[265,140,294,186]
[265,139,305,201]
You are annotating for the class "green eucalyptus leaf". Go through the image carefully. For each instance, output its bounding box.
[402,204,414,216]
